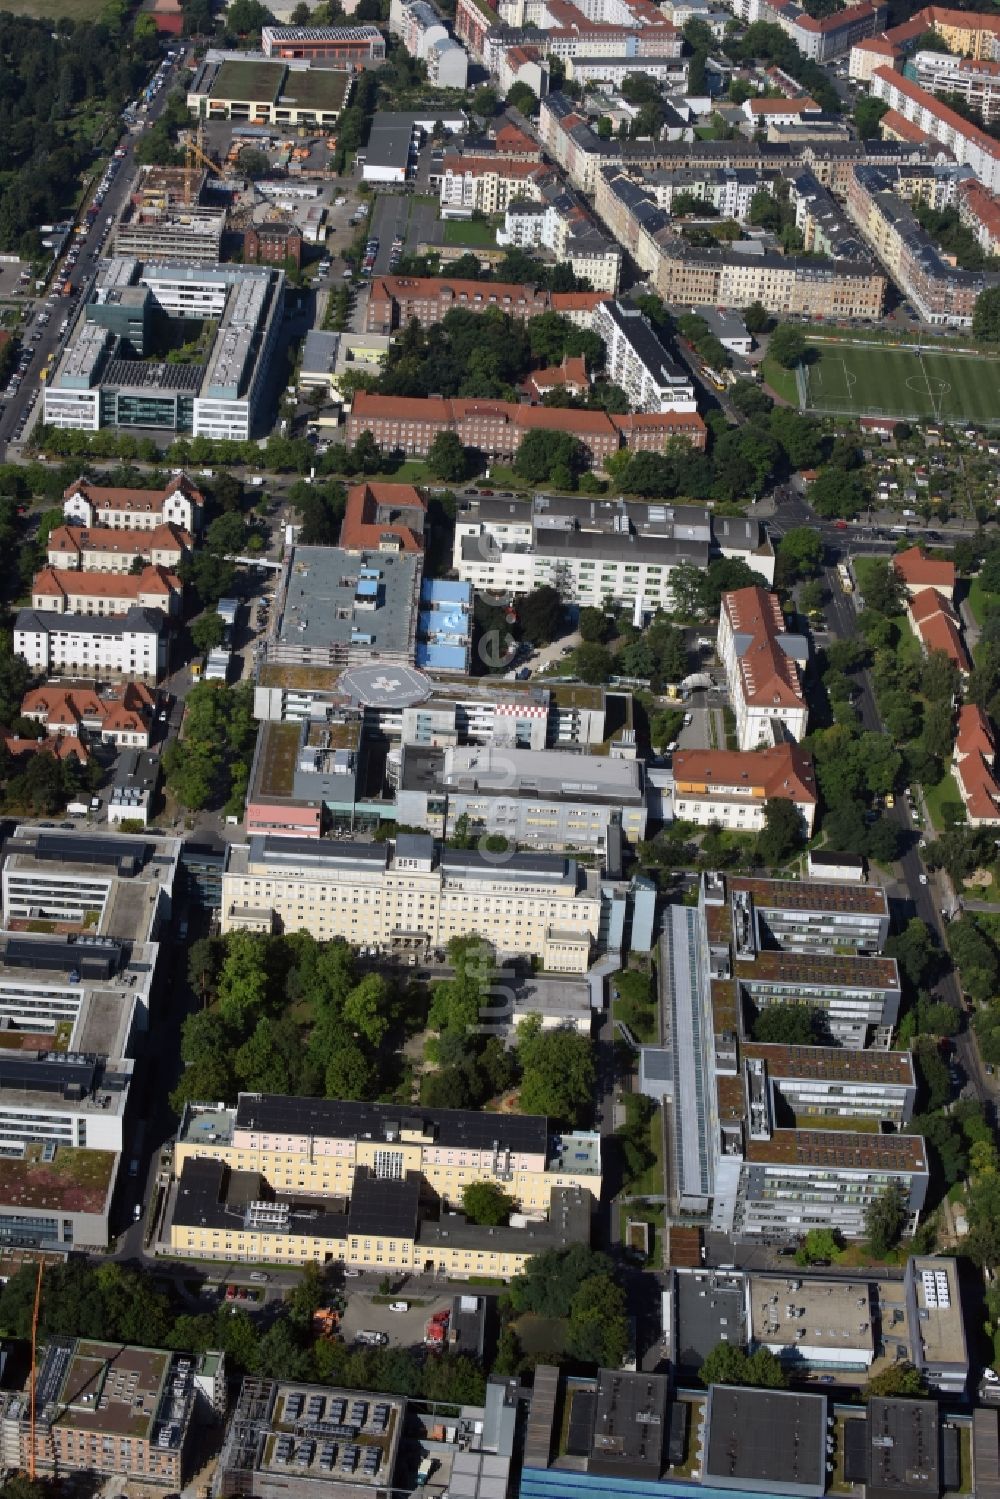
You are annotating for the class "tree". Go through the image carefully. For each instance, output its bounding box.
[752,1003,827,1045]
[472,85,499,117]
[795,1227,842,1265]
[865,1183,907,1258]
[514,428,586,486]
[342,973,392,1048]
[700,1342,787,1389]
[578,607,610,643]
[517,585,564,645]
[517,1018,596,1126]
[768,324,809,369]
[744,301,771,334]
[507,81,537,114]
[864,1363,928,1400]
[573,642,613,684]
[427,430,468,483]
[508,1244,615,1319]
[191,611,225,655]
[776,526,824,584]
[462,1181,517,1225]
[974,286,1000,342]
[808,467,868,521]
[756,798,806,868]
[855,95,889,138]
[566,1274,630,1366]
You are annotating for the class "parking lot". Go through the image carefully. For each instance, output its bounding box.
[340,1292,452,1349]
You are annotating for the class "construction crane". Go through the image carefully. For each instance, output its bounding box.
[185,118,224,182]
[28,1261,43,1481]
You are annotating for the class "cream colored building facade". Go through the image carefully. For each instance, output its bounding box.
[222,833,600,973]
[175,1097,602,1213]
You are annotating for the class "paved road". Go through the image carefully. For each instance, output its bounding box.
[0,54,184,460]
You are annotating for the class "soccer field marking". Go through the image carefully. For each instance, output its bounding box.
[811,355,856,410]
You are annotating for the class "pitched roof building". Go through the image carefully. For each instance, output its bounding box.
[953,703,1000,824]
[907,587,970,674]
[893,544,956,598]
[670,742,818,834]
[338,482,426,555]
[717,587,809,750]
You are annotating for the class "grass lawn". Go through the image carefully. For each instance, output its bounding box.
[761,356,799,405]
[624,1105,665,1198]
[383,458,432,483]
[485,464,530,491]
[923,769,967,834]
[969,574,1000,628]
[442,218,497,247]
[798,340,1000,425]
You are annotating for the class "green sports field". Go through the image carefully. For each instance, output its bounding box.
[798,341,1000,425]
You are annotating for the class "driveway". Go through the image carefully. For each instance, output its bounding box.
[340,1291,452,1348]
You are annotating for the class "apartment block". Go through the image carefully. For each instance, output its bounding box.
[873,65,1000,190]
[667,743,818,835]
[221,832,601,972]
[911,49,1000,123]
[495,184,623,293]
[365,273,551,334]
[46,521,190,574]
[453,495,773,607]
[395,742,648,849]
[388,0,468,86]
[591,299,697,413]
[658,873,921,1243]
[846,163,998,326]
[763,0,886,61]
[959,178,1000,256]
[346,391,707,468]
[731,873,891,955]
[63,472,203,533]
[1,1340,208,1488]
[717,586,808,750]
[652,234,886,319]
[14,607,167,682]
[30,565,182,618]
[439,153,553,214]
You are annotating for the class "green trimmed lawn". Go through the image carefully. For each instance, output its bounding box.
[623,1105,665,1198]
[384,459,432,482]
[761,356,799,405]
[797,340,1000,425]
[969,575,1000,628]
[923,770,967,833]
[442,218,497,247]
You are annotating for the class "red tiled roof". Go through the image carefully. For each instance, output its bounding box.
[959,179,1000,240]
[339,482,426,554]
[672,742,817,803]
[722,586,805,710]
[32,565,181,601]
[853,34,902,53]
[880,108,937,145]
[47,521,191,558]
[957,703,995,759]
[874,65,1000,158]
[747,96,820,115]
[1,730,88,764]
[525,354,589,393]
[893,545,956,590]
[64,473,204,513]
[21,682,153,739]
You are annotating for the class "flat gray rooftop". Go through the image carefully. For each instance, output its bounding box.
[673,1268,747,1373]
[276,546,419,656]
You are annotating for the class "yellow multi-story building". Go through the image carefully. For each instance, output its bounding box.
[221,833,601,974]
[167,1095,601,1273]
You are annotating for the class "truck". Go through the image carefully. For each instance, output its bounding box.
[837,562,853,595]
[66,801,88,817]
[416,1458,435,1487]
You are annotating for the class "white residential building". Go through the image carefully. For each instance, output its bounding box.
[13,607,168,683]
[496,190,622,294]
[389,0,468,86]
[716,585,808,749]
[454,496,775,608]
[592,299,698,413]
